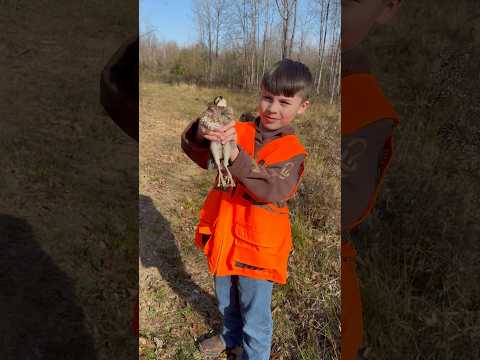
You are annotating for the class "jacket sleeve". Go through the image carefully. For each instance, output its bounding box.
[341,118,395,230]
[180,118,212,170]
[228,147,306,204]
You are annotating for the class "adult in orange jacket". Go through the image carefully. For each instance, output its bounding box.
[341,1,402,359]
[181,59,311,359]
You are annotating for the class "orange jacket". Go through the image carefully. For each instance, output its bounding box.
[341,73,399,360]
[194,121,307,284]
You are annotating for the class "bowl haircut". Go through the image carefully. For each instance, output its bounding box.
[260,58,313,100]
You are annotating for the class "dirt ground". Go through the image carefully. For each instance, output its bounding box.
[1,2,138,359]
[139,83,232,359]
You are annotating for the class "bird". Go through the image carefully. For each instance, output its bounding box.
[198,96,236,188]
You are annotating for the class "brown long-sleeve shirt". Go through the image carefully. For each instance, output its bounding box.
[341,47,397,230]
[341,119,394,229]
[181,117,306,204]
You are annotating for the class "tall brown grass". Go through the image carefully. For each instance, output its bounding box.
[353,1,480,358]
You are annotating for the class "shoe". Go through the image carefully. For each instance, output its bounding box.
[226,346,244,359]
[199,335,226,358]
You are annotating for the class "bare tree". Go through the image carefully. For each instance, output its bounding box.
[249,0,260,87]
[141,0,340,100]
[329,9,340,104]
[287,0,298,58]
[213,0,227,58]
[328,0,340,102]
[261,0,272,76]
[193,0,221,84]
[275,0,298,59]
[315,0,330,94]
[296,1,315,62]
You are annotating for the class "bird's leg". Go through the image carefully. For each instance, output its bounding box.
[211,141,227,188]
[222,141,236,187]
[217,168,224,188]
[224,165,235,187]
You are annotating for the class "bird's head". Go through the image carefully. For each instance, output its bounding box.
[214,96,227,107]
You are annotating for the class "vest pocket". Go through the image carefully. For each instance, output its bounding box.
[232,223,291,270]
[194,224,214,256]
[231,185,292,271]
[233,190,291,248]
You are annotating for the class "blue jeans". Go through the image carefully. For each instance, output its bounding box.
[214,275,273,360]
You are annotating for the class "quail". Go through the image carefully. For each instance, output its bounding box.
[199,96,237,188]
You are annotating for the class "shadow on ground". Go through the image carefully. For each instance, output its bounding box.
[0,214,97,360]
[139,195,221,333]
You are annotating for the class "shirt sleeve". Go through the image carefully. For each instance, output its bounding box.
[228,146,306,204]
[180,118,212,170]
[341,119,394,230]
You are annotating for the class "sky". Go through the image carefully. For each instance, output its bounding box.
[140,0,197,46]
[139,0,339,48]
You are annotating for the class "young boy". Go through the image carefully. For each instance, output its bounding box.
[341,1,402,359]
[181,59,311,359]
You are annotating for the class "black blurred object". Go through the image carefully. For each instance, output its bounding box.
[100,37,139,142]
[239,111,259,123]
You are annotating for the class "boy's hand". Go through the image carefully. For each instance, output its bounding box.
[196,123,221,142]
[196,120,237,145]
[220,121,240,162]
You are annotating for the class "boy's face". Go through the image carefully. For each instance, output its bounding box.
[257,88,309,131]
[342,0,401,51]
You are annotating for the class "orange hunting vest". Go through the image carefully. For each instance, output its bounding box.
[341,74,399,360]
[194,121,307,284]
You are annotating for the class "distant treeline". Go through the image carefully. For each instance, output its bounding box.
[140,0,340,102]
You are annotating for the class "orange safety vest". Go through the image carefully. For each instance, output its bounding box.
[341,74,399,360]
[194,121,307,284]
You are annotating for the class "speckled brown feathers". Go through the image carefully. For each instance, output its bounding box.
[198,96,236,188]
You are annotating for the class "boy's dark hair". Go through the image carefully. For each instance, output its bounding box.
[261,59,313,99]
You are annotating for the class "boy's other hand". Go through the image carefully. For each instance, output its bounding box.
[218,120,237,145]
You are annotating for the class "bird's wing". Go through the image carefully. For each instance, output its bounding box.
[219,106,234,124]
[199,106,219,130]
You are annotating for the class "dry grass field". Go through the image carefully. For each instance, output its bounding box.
[353,1,480,359]
[139,82,340,359]
[1,1,137,359]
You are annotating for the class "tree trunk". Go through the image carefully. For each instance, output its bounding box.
[288,0,297,58]
[316,0,330,95]
[261,0,270,79]
[250,0,258,88]
[275,0,289,60]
